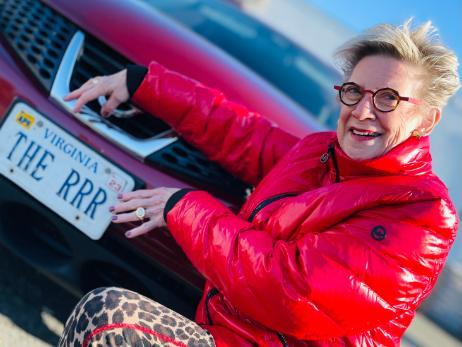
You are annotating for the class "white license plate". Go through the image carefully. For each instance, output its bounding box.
[0,101,136,240]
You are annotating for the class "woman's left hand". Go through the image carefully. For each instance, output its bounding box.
[110,187,180,238]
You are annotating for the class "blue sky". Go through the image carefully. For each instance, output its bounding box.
[305,0,462,76]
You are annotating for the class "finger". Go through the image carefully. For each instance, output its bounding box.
[100,93,123,117]
[72,87,105,113]
[64,84,90,101]
[111,210,140,223]
[145,206,165,220]
[111,198,145,214]
[118,189,160,202]
[112,198,163,214]
[64,77,100,101]
[125,218,164,238]
[64,89,82,101]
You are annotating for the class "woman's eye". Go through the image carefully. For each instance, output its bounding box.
[345,86,361,95]
[378,90,399,101]
[381,92,398,101]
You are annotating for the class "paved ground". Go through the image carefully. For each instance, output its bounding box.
[1,243,461,347]
[0,244,76,347]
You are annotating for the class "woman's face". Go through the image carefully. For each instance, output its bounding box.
[336,55,428,160]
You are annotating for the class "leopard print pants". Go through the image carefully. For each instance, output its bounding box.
[58,287,215,347]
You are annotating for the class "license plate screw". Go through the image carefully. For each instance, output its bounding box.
[36,120,43,128]
[105,167,111,174]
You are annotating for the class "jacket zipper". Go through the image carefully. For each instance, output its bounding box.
[277,332,289,347]
[248,193,297,346]
[248,192,298,222]
[327,144,340,183]
[271,145,339,346]
[206,194,296,342]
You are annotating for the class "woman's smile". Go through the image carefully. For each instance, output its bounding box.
[349,127,382,141]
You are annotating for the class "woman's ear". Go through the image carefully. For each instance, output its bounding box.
[419,106,441,136]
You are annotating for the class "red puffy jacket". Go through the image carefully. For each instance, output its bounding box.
[132,62,459,346]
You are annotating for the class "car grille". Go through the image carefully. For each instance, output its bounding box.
[0,0,250,201]
[147,139,250,203]
[0,0,76,91]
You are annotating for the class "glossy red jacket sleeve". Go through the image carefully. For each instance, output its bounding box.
[131,61,299,185]
[165,190,453,340]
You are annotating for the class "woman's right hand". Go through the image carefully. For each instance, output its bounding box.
[64,69,129,117]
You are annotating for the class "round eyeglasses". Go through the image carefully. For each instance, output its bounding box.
[334,82,422,113]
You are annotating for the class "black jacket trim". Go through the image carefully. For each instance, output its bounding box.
[163,188,198,222]
[126,64,148,98]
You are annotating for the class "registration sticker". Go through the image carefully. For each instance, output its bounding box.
[15,111,35,130]
[0,101,136,240]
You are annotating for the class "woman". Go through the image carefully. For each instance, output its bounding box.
[59,20,460,346]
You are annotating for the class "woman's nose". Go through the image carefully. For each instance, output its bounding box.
[351,94,376,120]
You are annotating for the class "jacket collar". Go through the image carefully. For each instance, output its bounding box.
[331,135,433,180]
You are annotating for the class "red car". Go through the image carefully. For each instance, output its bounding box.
[0,0,339,317]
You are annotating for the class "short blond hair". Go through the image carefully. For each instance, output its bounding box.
[334,19,460,108]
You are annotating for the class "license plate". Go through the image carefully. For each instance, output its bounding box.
[0,101,136,240]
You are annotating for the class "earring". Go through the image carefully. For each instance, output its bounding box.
[412,130,423,138]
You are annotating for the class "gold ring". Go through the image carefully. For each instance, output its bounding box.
[135,207,146,221]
